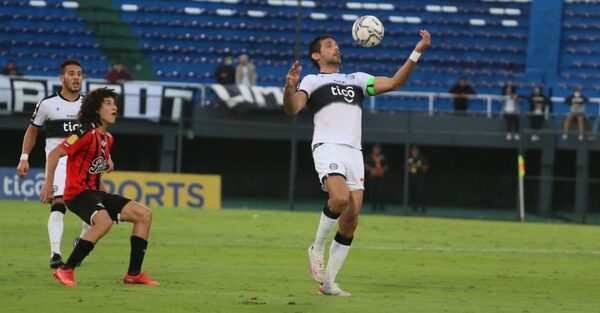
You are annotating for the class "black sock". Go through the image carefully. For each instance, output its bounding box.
[334,232,354,246]
[128,236,148,276]
[323,203,340,219]
[64,239,94,269]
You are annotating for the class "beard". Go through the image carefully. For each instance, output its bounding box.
[66,84,81,93]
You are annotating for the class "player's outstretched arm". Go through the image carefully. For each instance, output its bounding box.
[283,61,308,115]
[17,125,39,177]
[373,30,431,95]
[40,146,68,203]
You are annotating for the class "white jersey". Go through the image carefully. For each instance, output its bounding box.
[30,92,82,197]
[30,92,83,156]
[298,72,374,150]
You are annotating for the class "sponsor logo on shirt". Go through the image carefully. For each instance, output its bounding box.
[331,86,356,103]
[89,157,108,174]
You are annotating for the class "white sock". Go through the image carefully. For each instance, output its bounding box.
[80,222,91,238]
[312,210,339,253]
[48,211,64,256]
[325,234,353,284]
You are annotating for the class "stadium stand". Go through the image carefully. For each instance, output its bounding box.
[560,0,600,96]
[0,0,109,76]
[3,0,599,111]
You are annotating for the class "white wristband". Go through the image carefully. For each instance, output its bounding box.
[409,50,421,63]
[20,153,29,161]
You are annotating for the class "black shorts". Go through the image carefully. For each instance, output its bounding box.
[65,190,131,225]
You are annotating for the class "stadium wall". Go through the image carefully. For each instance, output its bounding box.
[2,108,599,212]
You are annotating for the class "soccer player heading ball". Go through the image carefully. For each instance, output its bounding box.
[284,30,431,296]
[40,88,159,287]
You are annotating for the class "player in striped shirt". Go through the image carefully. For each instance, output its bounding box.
[40,88,158,287]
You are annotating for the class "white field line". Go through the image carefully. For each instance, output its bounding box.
[154,240,600,256]
[352,245,600,255]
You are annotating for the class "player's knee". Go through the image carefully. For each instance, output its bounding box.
[139,207,152,224]
[329,195,349,210]
[50,203,66,214]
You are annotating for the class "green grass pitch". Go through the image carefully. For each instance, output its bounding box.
[1,199,600,312]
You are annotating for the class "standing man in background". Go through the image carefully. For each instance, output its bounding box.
[408,145,428,214]
[214,53,235,85]
[365,144,388,211]
[235,54,256,86]
[449,77,476,113]
[16,59,113,268]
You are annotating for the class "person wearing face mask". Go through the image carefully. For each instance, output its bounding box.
[562,87,588,141]
[213,53,235,85]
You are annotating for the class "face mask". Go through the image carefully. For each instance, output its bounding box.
[224,59,232,65]
[574,91,581,97]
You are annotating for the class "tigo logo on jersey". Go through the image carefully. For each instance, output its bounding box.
[63,121,80,132]
[331,86,356,103]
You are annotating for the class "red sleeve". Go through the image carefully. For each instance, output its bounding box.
[60,132,90,155]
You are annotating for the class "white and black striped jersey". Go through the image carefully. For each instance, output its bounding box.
[30,92,83,156]
[298,72,374,150]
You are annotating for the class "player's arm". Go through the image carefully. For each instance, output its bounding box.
[16,125,39,177]
[40,146,68,203]
[283,61,308,115]
[372,30,431,95]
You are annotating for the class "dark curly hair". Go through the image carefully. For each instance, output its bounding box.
[77,88,118,126]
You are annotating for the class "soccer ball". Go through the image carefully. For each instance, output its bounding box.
[352,15,384,48]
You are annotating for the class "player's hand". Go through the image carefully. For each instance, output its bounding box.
[414,29,431,53]
[106,158,114,173]
[39,182,54,204]
[17,160,29,178]
[285,61,302,89]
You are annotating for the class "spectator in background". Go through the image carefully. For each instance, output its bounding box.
[408,145,428,214]
[502,86,520,141]
[1,60,22,76]
[104,61,133,83]
[235,54,256,86]
[364,144,388,212]
[501,81,516,96]
[449,77,476,113]
[528,87,549,142]
[214,53,235,85]
[562,87,588,141]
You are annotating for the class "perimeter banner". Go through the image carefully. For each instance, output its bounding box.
[0,76,196,123]
[0,167,221,209]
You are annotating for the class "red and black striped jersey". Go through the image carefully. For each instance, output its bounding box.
[59,124,113,200]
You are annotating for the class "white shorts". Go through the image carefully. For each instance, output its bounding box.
[53,156,67,197]
[312,143,365,192]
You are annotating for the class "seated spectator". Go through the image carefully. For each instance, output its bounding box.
[235,54,256,86]
[214,53,235,85]
[502,86,520,141]
[562,87,588,141]
[104,61,133,83]
[528,87,549,142]
[1,60,22,76]
[449,77,476,113]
